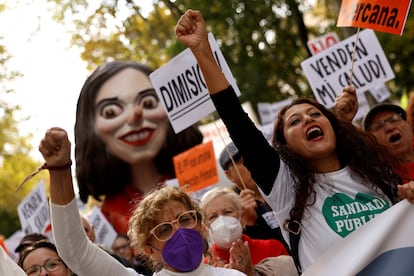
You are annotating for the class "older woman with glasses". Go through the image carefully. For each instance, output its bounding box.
[38,127,246,276]
[18,240,74,276]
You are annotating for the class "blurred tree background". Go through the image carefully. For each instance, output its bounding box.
[0,4,46,237]
[47,0,414,111]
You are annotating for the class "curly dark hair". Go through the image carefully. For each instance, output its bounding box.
[273,97,401,222]
[75,61,203,202]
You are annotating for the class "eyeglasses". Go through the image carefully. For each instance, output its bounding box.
[150,210,198,241]
[368,113,403,132]
[24,259,64,276]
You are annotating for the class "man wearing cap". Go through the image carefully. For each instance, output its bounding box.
[219,142,288,250]
[362,103,414,180]
[335,89,414,181]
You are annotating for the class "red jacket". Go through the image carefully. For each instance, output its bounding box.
[207,234,289,265]
[101,185,144,234]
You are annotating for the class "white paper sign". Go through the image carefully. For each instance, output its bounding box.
[17,181,50,234]
[369,83,391,103]
[301,29,394,109]
[88,207,117,248]
[150,32,240,133]
[257,97,294,125]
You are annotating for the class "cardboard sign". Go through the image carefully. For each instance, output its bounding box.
[307,32,340,55]
[87,207,117,248]
[17,181,50,234]
[173,141,218,192]
[150,33,240,133]
[301,29,394,108]
[337,0,412,35]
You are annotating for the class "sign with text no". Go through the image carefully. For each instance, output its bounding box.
[307,32,340,56]
[173,141,218,192]
[150,33,240,133]
[301,29,394,109]
[337,0,412,35]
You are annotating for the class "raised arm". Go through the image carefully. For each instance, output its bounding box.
[39,128,138,276]
[334,86,358,123]
[175,10,280,195]
[38,127,74,205]
[175,9,229,94]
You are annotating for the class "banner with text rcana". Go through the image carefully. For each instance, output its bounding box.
[301,29,394,108]
[303,199,414,276]
[337,0,412,36]
[150,32,240,133]
[17,181,50,234]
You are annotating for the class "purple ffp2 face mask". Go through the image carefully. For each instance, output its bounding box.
[162,228,203,272]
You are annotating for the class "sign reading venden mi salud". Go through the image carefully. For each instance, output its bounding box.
[301,29,394,109]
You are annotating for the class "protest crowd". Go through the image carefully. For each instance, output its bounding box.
[2,3,414,276]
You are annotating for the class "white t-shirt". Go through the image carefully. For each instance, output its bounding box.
[261,162,391,270]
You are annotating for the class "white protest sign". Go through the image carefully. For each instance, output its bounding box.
[354,92,370,122]
[150,32,240,133]
[88,206,117,248]
[257,97,294,125]
[17,181,50,234]
[301,29,394,108]
[307,32,340,56]
[369,83,391,103]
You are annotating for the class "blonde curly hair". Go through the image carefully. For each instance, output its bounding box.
[127,186,201,258]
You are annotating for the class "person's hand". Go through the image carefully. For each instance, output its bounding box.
[398,181,414,204]
[334,86,358,123]
[228,239,254,276]
[38,127,71,167]
[175,9,209,51]
[239,189,258,226]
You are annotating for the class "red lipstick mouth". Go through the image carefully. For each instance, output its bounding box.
[120,128,155,146]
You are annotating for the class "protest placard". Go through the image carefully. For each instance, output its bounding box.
[17,181,50,234]
[87,207,117,248]
[257,97,294,125]
[301,29,394,108]
[150,33,240,133]
[307,32,340,56]
[303,200,414,276]
[173,141,218,192]
[337,0,412,35]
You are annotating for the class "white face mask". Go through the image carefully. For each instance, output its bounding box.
[208,215,243,249]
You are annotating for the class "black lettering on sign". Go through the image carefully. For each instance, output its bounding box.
[21,190,43,219]
[34,205,49,232]
[338,54,387,89]
[199,168,216,181]
[309,38,368,79]
[315,80,337,106]
[160,50,224,121]
[354,3,400,29]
